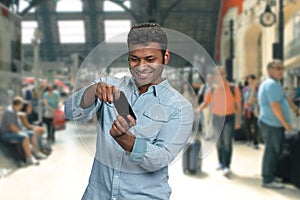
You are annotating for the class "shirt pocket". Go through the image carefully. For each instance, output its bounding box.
[135,104,169,139]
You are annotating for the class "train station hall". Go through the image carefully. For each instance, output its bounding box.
[1,0,300,199]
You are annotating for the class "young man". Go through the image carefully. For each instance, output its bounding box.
[196,67,242,177]
[65,23,194,199]
[258,59,292,189]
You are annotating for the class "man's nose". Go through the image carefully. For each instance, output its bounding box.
[139,59,148,66]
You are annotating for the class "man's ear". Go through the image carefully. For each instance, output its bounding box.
[163,49,170,64]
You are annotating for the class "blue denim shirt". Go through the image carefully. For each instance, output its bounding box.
[65,76,194,200]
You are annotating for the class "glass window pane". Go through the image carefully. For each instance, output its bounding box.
[19,0,35,13]
[56,0,82,12]
[58,20,85,43]
[21,21,38,44]
[103,0,130,12]
[104,20,131,43]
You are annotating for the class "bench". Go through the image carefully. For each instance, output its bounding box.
[0,137,25,178]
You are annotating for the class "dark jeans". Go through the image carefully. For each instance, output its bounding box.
[43,117,55,141]
[258,120,285,184]
[213,114,235,168]
[244,112,259,145]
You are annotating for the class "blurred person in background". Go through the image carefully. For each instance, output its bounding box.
[243,74,259,149]
[197,73,213,137]
[196,66,242,177]
[19,101,49,155]
[0,97,41,165]
[258,59,292,189]
[43,84,61,143]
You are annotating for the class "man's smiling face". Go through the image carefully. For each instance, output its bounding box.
[128,42,169,88]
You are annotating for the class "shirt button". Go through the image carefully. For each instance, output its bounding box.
[112,197,117,200]
[115,175,119,179]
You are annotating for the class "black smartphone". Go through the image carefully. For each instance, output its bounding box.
[113,91,136,123]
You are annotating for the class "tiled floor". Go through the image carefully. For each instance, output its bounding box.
[0,122,300,200]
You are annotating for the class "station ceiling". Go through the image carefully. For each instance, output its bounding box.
[1,0,221,65]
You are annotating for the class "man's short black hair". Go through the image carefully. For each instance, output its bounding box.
[127,22,168,51]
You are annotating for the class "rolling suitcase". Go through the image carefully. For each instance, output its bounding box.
[290,131,300,189]
[182,139,201,174]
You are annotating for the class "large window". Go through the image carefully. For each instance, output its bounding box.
[104,20,131,42]
[18,0,35,13]
[21,21,38,44]
[293,11,300,39]
[56,0,82,12]
[58,20,85,43]
[103,0,130,12]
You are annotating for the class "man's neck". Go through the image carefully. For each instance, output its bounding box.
[138,84,151,95]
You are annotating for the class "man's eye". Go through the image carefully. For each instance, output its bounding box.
[146,58,155,62]
[130,57,138,62]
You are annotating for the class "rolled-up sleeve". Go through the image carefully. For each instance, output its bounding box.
[64,85,101,122]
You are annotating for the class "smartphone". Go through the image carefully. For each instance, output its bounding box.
[113,91,136,123]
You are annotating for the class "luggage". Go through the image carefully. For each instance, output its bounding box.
[276,131,300,187]
[276,147,292,183]
[53,109,66,131]
[290,132,300,189]
[182,139,201,174]
[234,126,247,141]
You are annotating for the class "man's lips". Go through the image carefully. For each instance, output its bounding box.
[133,70,153,79]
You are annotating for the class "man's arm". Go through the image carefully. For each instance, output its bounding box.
[195,91,211,112]
[235,101,242,129]
[79,83,97,109]
[9,124,21,133]
[234,86,242,129]
[270,102,292,131]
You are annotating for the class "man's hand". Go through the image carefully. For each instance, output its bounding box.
[95,82,120,104]
[284,123,292,132]
[234,121,240,130]
[109,115,136,152]
[110,115,136,138]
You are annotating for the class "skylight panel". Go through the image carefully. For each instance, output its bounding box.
[19,0,35,13]
[104,20,131,43]
[21,21,38,44]
[58,20,85,43]
[56,0,82,12]
[103,0,131,12]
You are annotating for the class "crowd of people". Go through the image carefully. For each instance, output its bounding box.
[0,84,63,166]
[195,59,300,189]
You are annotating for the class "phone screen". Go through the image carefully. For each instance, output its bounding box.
[113,91,136,122]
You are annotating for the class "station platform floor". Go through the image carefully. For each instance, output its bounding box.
[0,121,300,200]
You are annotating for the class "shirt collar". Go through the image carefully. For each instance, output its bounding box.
[148,79,169,97]
[129,77,169,97]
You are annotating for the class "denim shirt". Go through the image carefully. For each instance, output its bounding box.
[65,76,194,200]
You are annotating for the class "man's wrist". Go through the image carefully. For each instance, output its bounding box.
[112,131,127,139]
